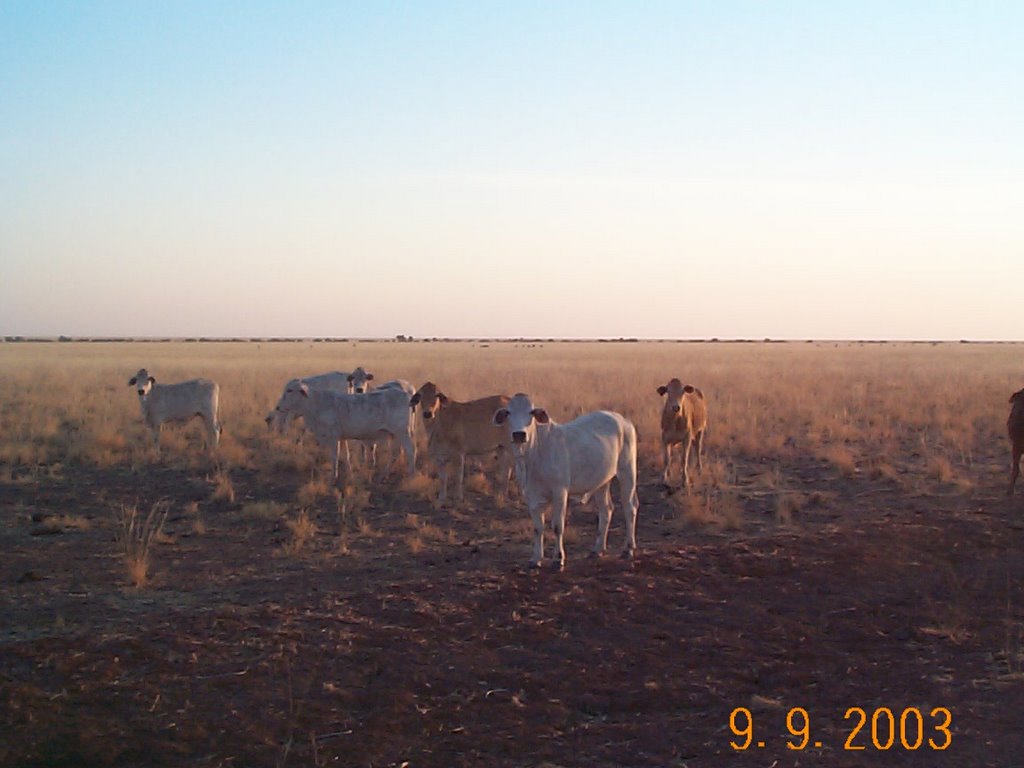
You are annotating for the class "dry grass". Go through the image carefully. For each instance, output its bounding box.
[186,501,206,536]
[296,476,335,507]
[282,510,318,556]
[670,490,744,531]
[208,470,236,504]
[1,340,1021,503]
[240,501,288,521]
[114,502,169,588]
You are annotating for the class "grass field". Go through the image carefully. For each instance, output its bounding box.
[2,340,1023,766]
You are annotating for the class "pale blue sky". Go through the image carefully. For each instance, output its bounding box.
[2,2,1021,338]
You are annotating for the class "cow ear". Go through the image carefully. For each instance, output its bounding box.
[493,408,509,425]
[531,408,550,424]
[366,373,374,381]
[409,393,421,407]
[299,383,310,398]
[128,376,137,386]
[657,386,668,396]
[148,376,156,385]
[683,384,695,394]
[438,393,449,406]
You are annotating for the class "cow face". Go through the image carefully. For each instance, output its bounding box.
[410,382,449,422]
[128,368,155,398]
[657,378,694,415]
[494,393,549,448]
[347,367,375,395]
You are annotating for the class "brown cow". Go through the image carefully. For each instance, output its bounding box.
[409,382,512,504]
[1008,388,1024,496]
[657,378,708,488]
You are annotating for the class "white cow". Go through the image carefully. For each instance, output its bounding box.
[265,371,353,431]
[270,382,416,481]
[351,378,417,466]
[128,368,221,451]
[493,393,639,569]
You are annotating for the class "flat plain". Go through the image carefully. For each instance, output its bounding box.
[2,339,1023,767]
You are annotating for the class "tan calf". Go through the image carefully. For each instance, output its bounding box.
[1008,389,1024,496]
[657,378,708,488]
[409,382,512,504]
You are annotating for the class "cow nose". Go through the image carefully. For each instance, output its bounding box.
[355,388,364,394]
[423,412,433,420]
[512,431,527,444]
[137,390,145,396]
[671,405,681,413]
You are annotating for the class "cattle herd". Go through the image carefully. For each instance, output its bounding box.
[129,367,1024,569]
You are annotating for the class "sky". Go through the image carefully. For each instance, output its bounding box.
[1,1,1022,340]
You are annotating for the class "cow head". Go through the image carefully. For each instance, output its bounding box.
[128,368,156,398]
[494,392,549,448]
[657,378,695,414]
[268,379,309,433]
[410,382,449,422]
[347,366,375,395]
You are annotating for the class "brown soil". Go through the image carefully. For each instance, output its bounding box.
[2,452,1023,767]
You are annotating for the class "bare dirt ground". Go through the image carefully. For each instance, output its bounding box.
[2,447,1024,768]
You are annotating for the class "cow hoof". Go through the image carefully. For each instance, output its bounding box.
[621,549,635,561]
[528,561,543,570]
[550,560,565,572]
[588,550,604,559]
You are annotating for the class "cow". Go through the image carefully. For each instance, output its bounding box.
[269,382,416,481]
[354,378,417,467]
[493,393,639,569]
[1008,388,1024,496]
[409,382,512,504]
[128,368,221,451]
[657,378,708,488]
[265,371,354,432]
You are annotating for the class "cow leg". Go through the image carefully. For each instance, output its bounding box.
[455,454,467,502]
[661,442,673,485]
[497,447,513,502]
[694,429,704,473]
[398,431,416,477]
[618,465,639,560]
[437,458,449,504]
[551,489,569,570]
[205,416,220,452]
[329,441,340,482]
[592,483,613,557]
[528,500,546,569]
[1010,445,1022,496]
[682,436,693,488]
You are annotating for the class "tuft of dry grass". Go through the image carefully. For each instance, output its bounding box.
[399,473,437,503]
[464,471,492,496]
[282,509,318,555]
[186,501,207,535]
[208,470,236,504]
[818,444,858,477]
[670,490,743,530]
[296,476,334,507]
[240,500,287,520]
[114,502,169,588]
[774,492,805,526]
